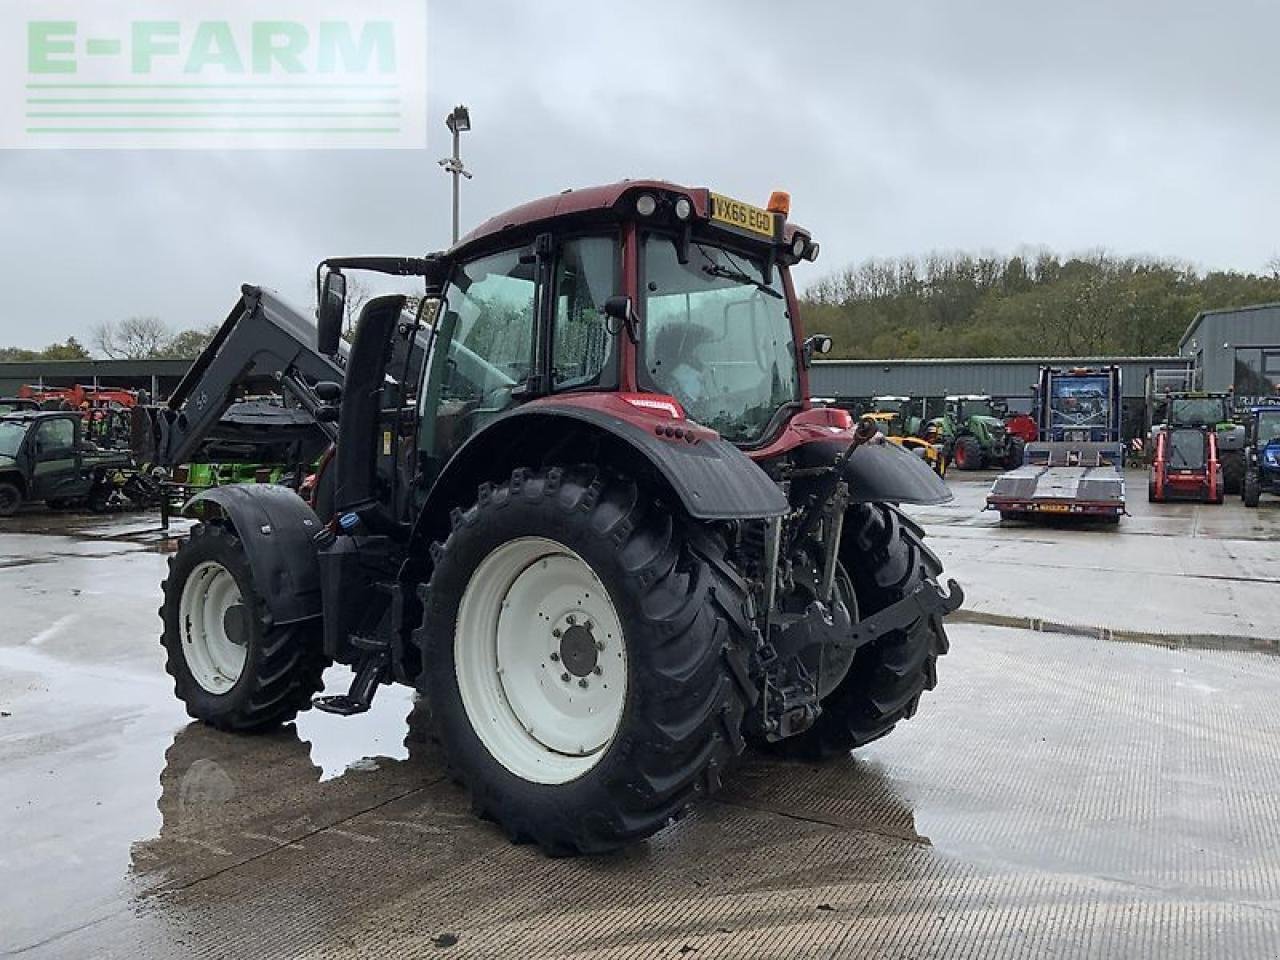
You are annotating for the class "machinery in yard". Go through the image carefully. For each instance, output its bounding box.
[156,181,964,855]
[928,395,1024,471]
[0,397,38,415]
[1148,405,1224,504]
[1241,402,1280,507]
[987,366,1125,522]
[0,410,159,516]
[864,397,946,478]
[1145,387,1244,494]
[129,287,346,525]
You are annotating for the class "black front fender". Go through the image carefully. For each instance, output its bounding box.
[796,437,953,505]
[183,484,324,625]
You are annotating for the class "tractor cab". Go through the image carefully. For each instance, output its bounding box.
[868,396,921,437]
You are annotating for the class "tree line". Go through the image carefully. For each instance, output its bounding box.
[802,251,1280,359]
[0,317,220,363]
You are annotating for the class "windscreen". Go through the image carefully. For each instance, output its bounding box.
[1050,377,1110,430]
[1170,397,1228,426]
[0,421,26,457]
[641,236,798,444]
[1257,411,1280,444]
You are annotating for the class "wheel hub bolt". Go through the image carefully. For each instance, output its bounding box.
[578,678,588,689]
[560,672,571,683]
[567,614,577,626]
[594,640,604,651]
[584,621,593,631]
[593,666,603,675]
[549,651,560,662]
[552,627,562,638]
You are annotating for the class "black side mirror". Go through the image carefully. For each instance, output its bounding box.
[802,334,833,367]
[317,270,346,356]
[603,295,638,343]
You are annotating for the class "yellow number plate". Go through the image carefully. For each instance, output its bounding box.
[1039,503,1070,513]
[709,192,776,238]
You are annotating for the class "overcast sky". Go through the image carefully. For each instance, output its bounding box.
[2,0,1278,350]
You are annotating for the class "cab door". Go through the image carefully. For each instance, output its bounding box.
[30,417,84,500]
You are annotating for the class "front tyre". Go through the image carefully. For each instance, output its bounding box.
[1004,437,1026,470]
[773,503,951,760]
[0,481,22,517]
[1243,470,1261,508]
[160,523,328,732]
[953,436,983,471]
[417,467,753,855]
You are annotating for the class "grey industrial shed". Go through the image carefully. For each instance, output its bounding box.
[0,359,190,399]
[1178,302,1280,399]
[810,356,1190,405]
[809,356,1192,442]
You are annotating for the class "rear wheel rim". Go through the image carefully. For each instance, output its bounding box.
[455,537,628,785]
[0,487,17,513]
[179,561,249,694]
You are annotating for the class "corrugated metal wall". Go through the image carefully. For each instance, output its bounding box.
[810,357,1190,403]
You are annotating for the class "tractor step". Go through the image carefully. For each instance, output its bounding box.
[312,648,389,717]
[312,694,372,716]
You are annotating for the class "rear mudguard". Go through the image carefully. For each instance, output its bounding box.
[183,484,324,625]
[792,436,953,505]
[413,397,790,544]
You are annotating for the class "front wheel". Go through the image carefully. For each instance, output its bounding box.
[1243,470,1261,508]
[953,436,983,471]
[160,523,328,732]
[770,503,952,759]
[417,467,754,855]
[1004,437,1026,470]
[1221,450,1244,496]
[0,481,22,517]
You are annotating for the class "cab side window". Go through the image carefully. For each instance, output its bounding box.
[35,418,74,457]
[552,236,616,390]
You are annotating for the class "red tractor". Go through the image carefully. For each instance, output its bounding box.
[157,181,963,855]
[1149,423,1223,503]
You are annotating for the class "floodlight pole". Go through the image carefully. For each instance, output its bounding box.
[439,105,473,245]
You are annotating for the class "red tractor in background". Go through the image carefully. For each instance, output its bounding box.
[1149,421,1223,503]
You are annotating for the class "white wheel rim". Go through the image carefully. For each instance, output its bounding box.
[179,560,249,694]
[455,537,628,785]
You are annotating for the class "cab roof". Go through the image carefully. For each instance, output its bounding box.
[454,179,810,254]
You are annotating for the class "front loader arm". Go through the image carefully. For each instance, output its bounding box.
[133,285,344,469]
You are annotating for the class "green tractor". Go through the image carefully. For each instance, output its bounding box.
[868,395,924,437]
[929,395,1025,471]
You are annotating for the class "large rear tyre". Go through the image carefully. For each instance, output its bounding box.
[417,466,754,855]
[1243,471,1261,508]
[0,481,21,517]
[1004,437,1026,470]
[160,523,328,732]
[1221,451,1244,496]
[769,504,951,760]
[953,436,983,471]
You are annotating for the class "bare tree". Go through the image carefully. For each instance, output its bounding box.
[1267,254,1280,279]
[92,316,170,359]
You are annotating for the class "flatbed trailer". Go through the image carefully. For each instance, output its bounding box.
[987,366,1125,523]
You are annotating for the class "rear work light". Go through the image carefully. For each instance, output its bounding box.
[635,194,658,217]
[673,196,692,220]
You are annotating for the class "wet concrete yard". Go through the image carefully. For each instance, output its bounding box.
[3,474,1280,958]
